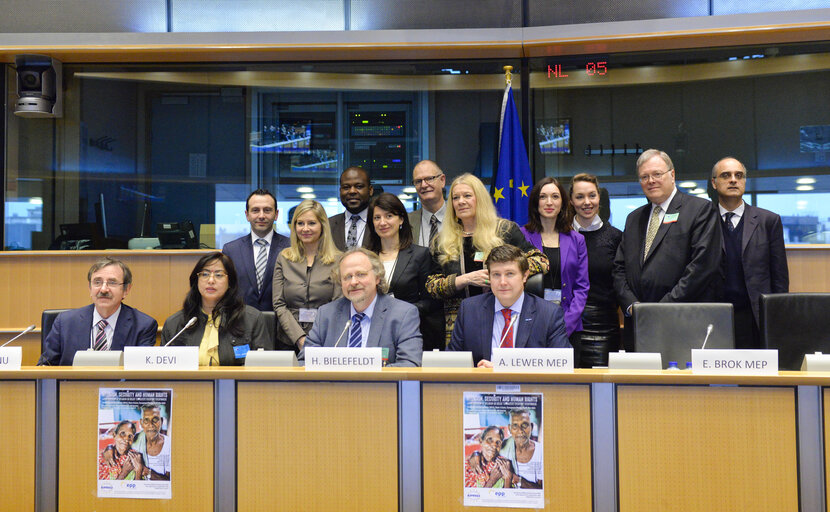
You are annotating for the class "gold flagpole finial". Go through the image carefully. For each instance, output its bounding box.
[503,65,513,87]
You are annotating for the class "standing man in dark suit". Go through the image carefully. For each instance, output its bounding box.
[39,257,157,365]
[448,245,570,367]
[222,189,290,312]
[408,159,447,249]
[329,166,373,251]
[711,157,789,348]
[613,149,722,350]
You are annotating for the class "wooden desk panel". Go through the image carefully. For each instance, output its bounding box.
[0,381,35,512]
[617,385,798,512]
[237,381,398,511]
[422,383,592,512]
[58,380,214,511]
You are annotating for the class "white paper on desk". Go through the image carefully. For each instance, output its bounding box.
[123,346,199,371]
[691,349,778,375]
[304,347,383,371]
[0,347,22,370]
[492,348,573,373]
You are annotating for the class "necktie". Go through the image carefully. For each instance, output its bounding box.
[348,313,365,348]
[499,308,514,348]
[254,238,269,292]
[346,215,361,248]
[428,214,439,246]
[724,212,735,232]
[93,319,108,351]
[643,206,662,261]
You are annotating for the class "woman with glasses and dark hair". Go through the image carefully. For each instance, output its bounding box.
[161,252,267,365]
[520,177,589,365]
[367,192,443,350]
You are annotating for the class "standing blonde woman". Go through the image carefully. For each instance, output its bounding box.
[426,173,548,344]
[273,199,342,351]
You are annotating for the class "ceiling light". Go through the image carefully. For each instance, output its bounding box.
[300,193,316,199]
[398,194,412,200]
[679,181,697,188]
[796,177,816,185]
[690,188,706,195]
[796,185,814,191]
[327,197,338,202]
[402,187,416,194]
[297,186,314,193]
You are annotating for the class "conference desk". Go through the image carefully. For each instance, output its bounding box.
[1,367,827,512]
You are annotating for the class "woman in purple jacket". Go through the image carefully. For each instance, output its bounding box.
[520,177,590,366]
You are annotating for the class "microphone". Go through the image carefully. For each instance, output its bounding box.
[163,317,197,347]
[700,324,714,349]
[333,320,352,348]
[498,313,519,348]
[1,324,36,348]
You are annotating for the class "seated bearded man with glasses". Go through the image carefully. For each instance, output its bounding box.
[39,257,158,365]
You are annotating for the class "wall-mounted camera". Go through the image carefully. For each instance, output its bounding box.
[14,54,62,118]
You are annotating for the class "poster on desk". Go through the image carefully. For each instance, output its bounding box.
[97,388,172,499]
[462,392,544,508]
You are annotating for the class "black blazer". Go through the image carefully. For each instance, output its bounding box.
[613,191,722,310]
[222,232,291,311]
[722,203,789,323]
[161,306,267,366]
[328,212,370,252]
[386,244,443,350]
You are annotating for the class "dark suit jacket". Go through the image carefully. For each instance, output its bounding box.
[447,292,571,365]
[39,303,158,366]
[329,212,370,252]
[723,203,789,323]
[161,306,267,366]
[222,231,291,311]
[387,244,443,350]
[613,191,722,311]
[299,294,423,367]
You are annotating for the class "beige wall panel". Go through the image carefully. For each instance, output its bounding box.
[238,381,398,511]
[617,385,798,512]
[0,380,36,511]
[788,249,830,293]
[58,380,213,511]
[422,383,592,512]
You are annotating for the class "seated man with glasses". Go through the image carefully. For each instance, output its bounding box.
[408,160,447,249]
[39,257,158,365]
[613,148,722,350]
[299,247,423,367]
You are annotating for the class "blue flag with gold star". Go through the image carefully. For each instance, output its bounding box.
[494,85,532,226]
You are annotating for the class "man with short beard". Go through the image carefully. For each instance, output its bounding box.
[39,257,157,365]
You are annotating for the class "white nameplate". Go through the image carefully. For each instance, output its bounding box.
[691,349,778,375]
[0,347,22,370]
[305,347,383,371]
[492,348,574,373]
[123,346,199,371]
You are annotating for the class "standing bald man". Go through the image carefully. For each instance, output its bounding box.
[408,160,446,249]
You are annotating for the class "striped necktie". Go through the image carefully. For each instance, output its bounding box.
[428,214,439,246]
[254,238,269,292]
[93,319,108,351]
[348,313,365,348]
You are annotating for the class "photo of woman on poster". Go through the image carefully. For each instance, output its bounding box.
[464,425,514,488]
[98,420,143,480]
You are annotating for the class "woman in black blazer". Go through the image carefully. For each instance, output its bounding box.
[161,252,268,366]
[367,193,443,350]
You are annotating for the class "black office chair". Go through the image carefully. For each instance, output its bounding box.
[760,293,830,371]
[633,303,734,367]
[41,309,69,355]
[525,273,544,299]
[259,310,277,351]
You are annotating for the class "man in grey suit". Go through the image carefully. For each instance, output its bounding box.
[329,166,373,251]
[613,149,722,350]
[300,248,423,367]
[408,159,446,249]
[711,157,789,348]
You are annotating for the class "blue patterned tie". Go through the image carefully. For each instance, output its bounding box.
[348,313,365,348]
[724,212,735,232]
[93,319,108,351]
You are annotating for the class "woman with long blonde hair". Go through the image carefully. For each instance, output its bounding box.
[273,199,342,351]
[426,173,548,344]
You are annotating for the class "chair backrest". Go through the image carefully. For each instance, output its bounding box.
[525,272,544,299]
[760,293,830,371]
[633,303,734,368]
[259,310,277,351]
[41,309,70,354]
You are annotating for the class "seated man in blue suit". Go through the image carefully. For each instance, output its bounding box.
[300,247,422,367]
[448,244,570,367]
[39,257,158,365]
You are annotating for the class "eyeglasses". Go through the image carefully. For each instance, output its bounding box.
[413,174,443,187]
[91,279,124,288]
[716,171,746,180]
[196,270,227,280]
[638,170,672,183]
[341,271,370,282]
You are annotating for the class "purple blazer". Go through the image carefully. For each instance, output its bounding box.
[520,226,589,336]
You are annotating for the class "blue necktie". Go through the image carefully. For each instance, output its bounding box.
[348,313,365,348]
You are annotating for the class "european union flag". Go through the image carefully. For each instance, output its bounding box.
[494,85,532,226]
